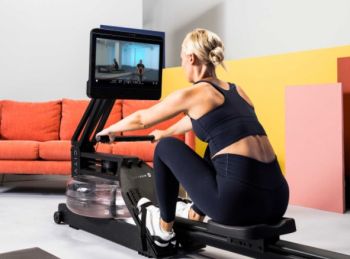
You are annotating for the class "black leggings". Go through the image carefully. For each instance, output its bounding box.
[153,137,289,226]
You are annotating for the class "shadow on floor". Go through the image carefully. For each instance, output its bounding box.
[2,186,65,195]
[0,175,68,195]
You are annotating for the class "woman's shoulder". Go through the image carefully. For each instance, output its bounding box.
[170,82,216,105]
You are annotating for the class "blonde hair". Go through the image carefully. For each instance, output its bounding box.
[182,28,225,69]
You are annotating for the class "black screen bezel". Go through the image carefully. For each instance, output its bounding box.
[87,28,163,100]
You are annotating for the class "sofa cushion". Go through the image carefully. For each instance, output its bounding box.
[39,141,113,161]
[39,140,71,161]
[112,142,157,162]
[0,100,61,141]
[95,143,113,153]
[0,160,70,174]
[60,99,122,140]
[59,99,88,140]
[0,140,39,160]
[105,101,123,128]
[122,100,185,141]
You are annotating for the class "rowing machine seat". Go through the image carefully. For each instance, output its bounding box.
[207,218,296,240]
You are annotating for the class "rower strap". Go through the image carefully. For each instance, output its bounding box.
[177,197,192,204]
[139,201,153,252]
[152,235,176,244]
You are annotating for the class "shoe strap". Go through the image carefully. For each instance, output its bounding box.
[139,201,153,209]
[177,197,192,204]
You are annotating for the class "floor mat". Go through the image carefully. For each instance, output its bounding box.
[0,247,59,259]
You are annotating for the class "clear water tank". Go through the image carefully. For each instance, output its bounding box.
[66,175,131,219]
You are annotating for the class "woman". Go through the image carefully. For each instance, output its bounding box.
[96,28,289,247]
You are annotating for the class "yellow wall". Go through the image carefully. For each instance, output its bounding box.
[162,45,350,172]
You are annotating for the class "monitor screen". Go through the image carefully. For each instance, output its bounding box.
[87,28,164,99]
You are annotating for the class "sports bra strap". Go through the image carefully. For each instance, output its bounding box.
[194,80,230,94]
[194,80,237,94]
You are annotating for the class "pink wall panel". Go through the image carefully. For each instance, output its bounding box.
[337,57,350,178]
[285,83,345,213]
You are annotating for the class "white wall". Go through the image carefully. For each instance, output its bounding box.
[0,0,142,101]
[143,0,350,67]
[3,0,349,100]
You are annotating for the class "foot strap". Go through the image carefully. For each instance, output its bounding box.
[152,235,176,245]
[177,197,192,204]
[139,201,153,252]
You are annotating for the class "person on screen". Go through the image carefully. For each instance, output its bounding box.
[113,58,119,71]
[96,28,289,248]
[136,59,145,81]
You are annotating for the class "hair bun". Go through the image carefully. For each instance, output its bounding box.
[209,46,224,66]
[182,28,226,69]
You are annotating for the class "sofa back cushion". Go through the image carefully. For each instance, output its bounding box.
[122,100,185,141]
[112,142,156,162]
[60,99,122,140]
[1,100,61,141]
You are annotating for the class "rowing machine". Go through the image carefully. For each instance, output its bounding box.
[54,99,350,259]
[53,27,350,259]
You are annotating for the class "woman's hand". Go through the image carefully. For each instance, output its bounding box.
[149,129,166,143]
[96,128,116,143]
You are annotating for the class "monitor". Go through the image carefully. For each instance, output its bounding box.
[87,28,164,99]
[99,25,165,67]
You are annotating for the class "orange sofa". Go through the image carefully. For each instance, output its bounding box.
[0,99,195,175]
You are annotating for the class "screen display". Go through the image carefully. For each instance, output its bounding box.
[95,38,160,86]
[87,28,163,99]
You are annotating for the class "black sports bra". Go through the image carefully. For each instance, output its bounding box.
[190,80,267,155]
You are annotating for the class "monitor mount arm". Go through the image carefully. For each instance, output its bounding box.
[71,98,154,181]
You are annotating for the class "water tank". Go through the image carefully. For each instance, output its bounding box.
[66,175,131,219]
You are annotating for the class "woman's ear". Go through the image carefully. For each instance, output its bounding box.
[188,53,196,65]
[189,53,202,66]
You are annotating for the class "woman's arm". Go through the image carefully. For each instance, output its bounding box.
[163,115,192,136]
[150,115,192,142]
[96,88,193,138]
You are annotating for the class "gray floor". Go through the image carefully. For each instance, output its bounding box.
[0,175,350,259]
